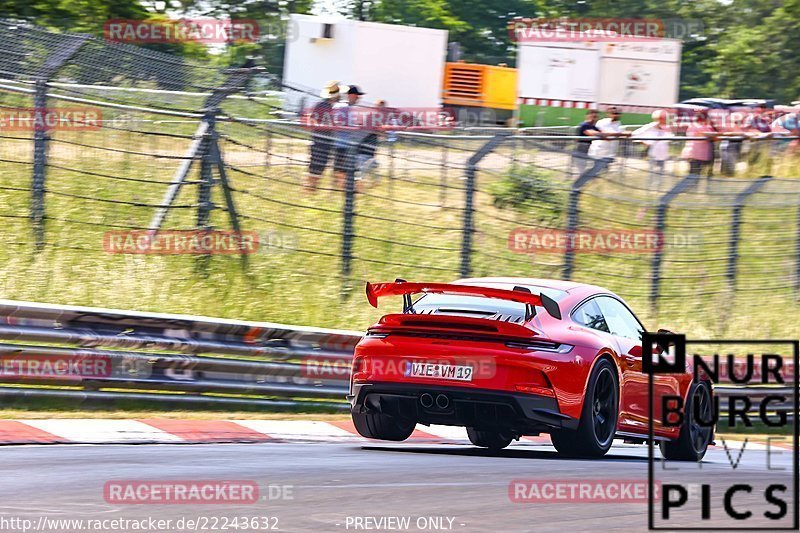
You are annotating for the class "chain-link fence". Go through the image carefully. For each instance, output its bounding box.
[1,20,799,332]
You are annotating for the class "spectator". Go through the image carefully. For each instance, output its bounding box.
[589,106,628,160]
[719,112,746,176]
[745,104,774,134]
[771,112,800,154]
[355,100,387,182]
[632,109,674,190]
[304,81,340,192]
[333,85,365,188]
[374,99,398,143]
[744,104,775,170]
[681,109,716,182]
[573,109,600,175]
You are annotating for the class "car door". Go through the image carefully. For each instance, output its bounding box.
[571,298,625,421]
[594,296,680,435]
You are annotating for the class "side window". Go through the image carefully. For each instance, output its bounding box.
[596,296,644,341]
[573,299,609,333]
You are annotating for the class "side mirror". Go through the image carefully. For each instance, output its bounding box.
[657,328,675,335]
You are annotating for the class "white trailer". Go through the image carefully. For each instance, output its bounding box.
[517,38,681,108]
[283,14,448,110]
[517,41,601,103]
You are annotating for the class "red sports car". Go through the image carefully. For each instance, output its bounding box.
[348,277,713,459]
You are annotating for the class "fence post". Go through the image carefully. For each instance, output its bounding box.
[726,175,771,288]
[31,81,48,249]
[341,146,357,278]
[196,110,216,232]
[651,174,701,308]
[461,133,511,277]
[29,35,90,249]
[149,63,257,231]
[439,141,448,207]
[562,157,611,280]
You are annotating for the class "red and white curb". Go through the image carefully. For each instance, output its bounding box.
[0,419,550,446]
[0,420,786,449]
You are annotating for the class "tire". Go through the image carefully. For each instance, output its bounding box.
[466,427,513,451]
[351,411,415,442]
[660,382,713,461]
[551,358,619,458]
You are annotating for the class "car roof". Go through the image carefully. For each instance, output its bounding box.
[455,277,611,296]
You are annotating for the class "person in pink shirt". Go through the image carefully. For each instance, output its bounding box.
[681,110,716,176]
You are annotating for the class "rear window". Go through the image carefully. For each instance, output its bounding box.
[411,285,567,323]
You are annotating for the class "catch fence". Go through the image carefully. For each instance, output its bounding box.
[1,20,800,330]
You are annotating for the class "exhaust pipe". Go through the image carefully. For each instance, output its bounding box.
[420,393,434,408]
[435,394,450,410]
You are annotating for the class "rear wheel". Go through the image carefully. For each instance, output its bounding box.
[466,428,513,451]
[660,382,713,461]
[551,359,619,458]
[351,411,415,442]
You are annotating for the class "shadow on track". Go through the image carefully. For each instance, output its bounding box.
[360,445,650,463]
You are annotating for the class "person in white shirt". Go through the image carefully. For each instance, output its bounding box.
[588,107,627,159]
[632,109,674,190]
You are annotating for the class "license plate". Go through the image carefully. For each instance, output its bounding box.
[404,362,473,382]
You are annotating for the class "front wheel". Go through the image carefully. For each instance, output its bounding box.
[352,411,415,442]
[660,382,713,461]
[551,358,619,458]
[467,428,513,451]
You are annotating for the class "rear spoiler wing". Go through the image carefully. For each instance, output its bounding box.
[365,281,562,320]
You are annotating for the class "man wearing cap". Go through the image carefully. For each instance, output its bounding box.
[333,85,365,188]
[305,81,340,192]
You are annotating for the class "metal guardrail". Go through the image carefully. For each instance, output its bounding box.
[0,299,793,414]
[0,299,359,410]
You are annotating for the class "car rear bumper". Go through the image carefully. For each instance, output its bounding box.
[348,382,578,433]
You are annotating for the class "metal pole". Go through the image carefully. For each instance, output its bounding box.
[210,134,248,267]
[196,111,216,232]
[651,174,701,308]
[460,133,511,277]
[563,158,611,280]
[31,81,48,249]
[461,164,476,277]
[726,176,771,288]
[149,120,208,231]
[440,141,448,206]
[28,34,90,249]
[341,147,357,277]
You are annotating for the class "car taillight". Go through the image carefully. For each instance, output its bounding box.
[505,341,573,353]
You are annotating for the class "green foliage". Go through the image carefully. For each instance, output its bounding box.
[489,164,564,218]
[3,0,800,99]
